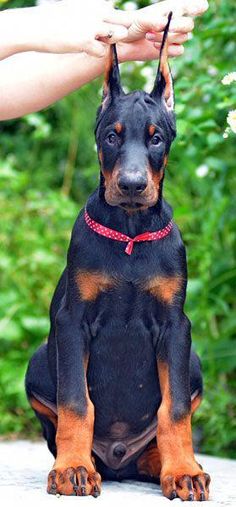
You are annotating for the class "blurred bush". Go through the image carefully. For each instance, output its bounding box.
[0,0,235,457]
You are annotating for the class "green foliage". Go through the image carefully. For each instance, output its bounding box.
[0,0,235,457]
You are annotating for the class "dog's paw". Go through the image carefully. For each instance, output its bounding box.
[161,468,210,501]
[47,465,101,497]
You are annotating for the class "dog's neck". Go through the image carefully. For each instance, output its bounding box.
[86,185,172,238]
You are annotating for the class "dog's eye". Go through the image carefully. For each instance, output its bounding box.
[106,133,117,145]
[151,134,161,146]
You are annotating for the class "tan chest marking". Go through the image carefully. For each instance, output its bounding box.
[76,270,117,301]
[144,275,183,304]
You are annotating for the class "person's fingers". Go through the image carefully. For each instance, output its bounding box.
[117,39,184,63]
[129,15,169,37]
[146,31,189,44]
[83,40,107,58]
[126,15,194,42]
[135,1,208,18]
[154,42,185,56]
[95,22,128,42]
[168,16,194,33]
[105,1,208,29]
[175,0,209,17]
[143,2,185,18]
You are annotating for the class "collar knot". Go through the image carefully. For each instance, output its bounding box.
[125,239,134,256]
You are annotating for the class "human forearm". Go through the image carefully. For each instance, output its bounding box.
[0,0,210,121]
[0,51,106,120]
[0,8,34,60]
[0,38,186,122]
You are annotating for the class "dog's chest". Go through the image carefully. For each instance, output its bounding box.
[76,265,182,310]
[87,296,161,439]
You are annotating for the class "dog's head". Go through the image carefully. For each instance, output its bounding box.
[95,13,176,212]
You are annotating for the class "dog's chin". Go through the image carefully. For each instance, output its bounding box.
[105,193,158,212]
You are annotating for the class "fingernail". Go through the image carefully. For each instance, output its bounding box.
[146,33,156,41]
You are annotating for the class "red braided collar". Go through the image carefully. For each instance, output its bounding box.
[84,209,173,255]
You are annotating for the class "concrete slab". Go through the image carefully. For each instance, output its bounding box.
[0,441,235,507]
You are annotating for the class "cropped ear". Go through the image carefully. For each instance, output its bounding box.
[150,12,174,111]
[102,44,124,109]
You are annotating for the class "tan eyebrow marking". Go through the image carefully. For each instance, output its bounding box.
[149,124,156,136]
[98,150,103,163]
[115,122,122,134]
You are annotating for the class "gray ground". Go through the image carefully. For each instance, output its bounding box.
[0,441,235,507]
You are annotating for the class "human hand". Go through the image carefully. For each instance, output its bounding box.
[44,0,208,57]
[30,0,128,57]
[105,0,208,45]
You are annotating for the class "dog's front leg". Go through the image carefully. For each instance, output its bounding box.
[47,306,101,497]
[157,312,210,501]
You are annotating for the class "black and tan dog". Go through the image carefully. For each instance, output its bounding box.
[25,15,210,501]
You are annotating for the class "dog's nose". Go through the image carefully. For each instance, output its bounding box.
[118,174,147,196]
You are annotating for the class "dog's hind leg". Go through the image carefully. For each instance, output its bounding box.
[25,343,57,456]
[30,397,57,457]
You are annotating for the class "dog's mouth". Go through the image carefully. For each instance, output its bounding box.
[105,195,158,212]
[120,201,144,210]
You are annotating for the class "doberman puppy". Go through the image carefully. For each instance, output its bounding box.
[25,15,210,501]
